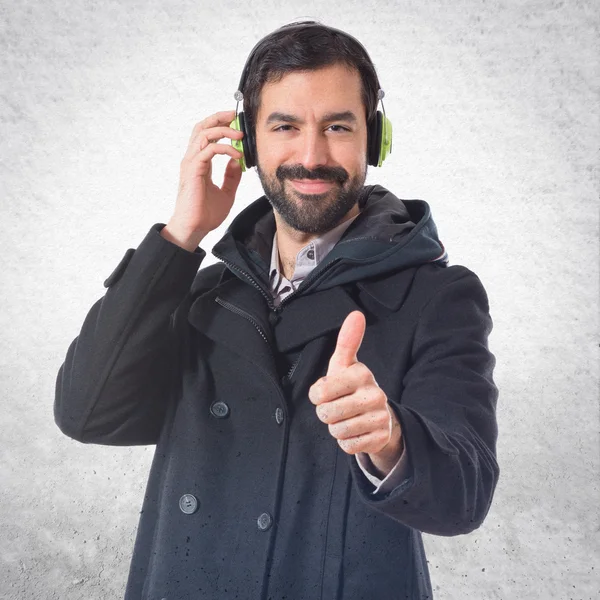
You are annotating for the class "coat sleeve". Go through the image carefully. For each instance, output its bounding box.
[54,224,206,446]
[348,268,500,536]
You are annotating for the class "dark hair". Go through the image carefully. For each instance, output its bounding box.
[240,21,381,137]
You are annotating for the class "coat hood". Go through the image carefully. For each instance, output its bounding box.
[211,184,448,303]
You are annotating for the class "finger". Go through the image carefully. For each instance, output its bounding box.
[200,142,243,160]
[186,126,244,158]
[197,110,238,131]
[337,432,387,455]
[327,311,366,375]
[310,363,375,405]
[184,144,243,177]
[220,157,243,196]
[328,411,389,441]
[196,125,244,145]
[314,386,381,423]
[309,362,380,403]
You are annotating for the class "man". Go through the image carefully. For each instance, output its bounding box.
[55,21,499,600]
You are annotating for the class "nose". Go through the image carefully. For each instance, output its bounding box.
[297,128,331,171]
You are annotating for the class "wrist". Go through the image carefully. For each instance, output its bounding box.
[161,221,208,252]
[369,424,403,477]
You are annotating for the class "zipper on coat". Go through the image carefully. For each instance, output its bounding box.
[212,251,278,311]
[212,249,347,313]
[215,296,302,389]
[214,297,271,345]
[275,257,341,309]
[276,235,385,308]
[285,352,303,381]
[213,236,376,312]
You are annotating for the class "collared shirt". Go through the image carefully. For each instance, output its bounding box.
[267,213,409,494]
[269,214,360,307]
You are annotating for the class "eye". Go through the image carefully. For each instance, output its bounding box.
[328,125,351,132]
[273,125,295,132]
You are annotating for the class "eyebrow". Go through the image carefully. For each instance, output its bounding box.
[265,111,358,125]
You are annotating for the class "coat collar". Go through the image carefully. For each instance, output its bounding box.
[187,264,419,363]
[271,285,362,353]
[188,275,362,353]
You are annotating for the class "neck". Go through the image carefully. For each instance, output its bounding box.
[274,205,360,280]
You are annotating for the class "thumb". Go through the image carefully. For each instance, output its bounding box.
[327,311,366,375]
[220,157,243,197]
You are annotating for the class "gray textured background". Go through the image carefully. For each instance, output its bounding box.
[1,1,598,598]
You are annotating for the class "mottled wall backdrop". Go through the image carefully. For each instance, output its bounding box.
[1,0,598,598]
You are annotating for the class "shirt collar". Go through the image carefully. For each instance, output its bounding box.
[269,213,360,284]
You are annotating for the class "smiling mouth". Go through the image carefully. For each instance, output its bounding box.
[289,179,336,193]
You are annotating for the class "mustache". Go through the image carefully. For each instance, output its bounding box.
[276,164,349,185]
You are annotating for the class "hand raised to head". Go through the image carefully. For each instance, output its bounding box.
[161,110,245,251]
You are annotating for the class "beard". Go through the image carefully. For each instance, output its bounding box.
[256,161,367,235]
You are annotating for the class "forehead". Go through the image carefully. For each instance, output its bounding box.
[256,63,364,120]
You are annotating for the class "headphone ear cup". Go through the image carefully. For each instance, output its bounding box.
[230,115,247,172]
[378,112,393,167]
[367,112,383,166]
[239,112,256,169]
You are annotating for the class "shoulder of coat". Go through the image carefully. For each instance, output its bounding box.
[413,262,486,300]
[190,262,229,297]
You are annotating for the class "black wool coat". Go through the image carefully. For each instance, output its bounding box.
[55,185,500,600]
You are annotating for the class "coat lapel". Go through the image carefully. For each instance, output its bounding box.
[273,286,362,353]
[354,266,418,312]
[187,277,278,379]
[273,266,420,353]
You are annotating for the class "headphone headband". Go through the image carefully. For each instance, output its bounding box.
[234,22,383,105]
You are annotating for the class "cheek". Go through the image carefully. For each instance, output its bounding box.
[334,137,367,169]
[255,136,286,169]
[340,152,367,178]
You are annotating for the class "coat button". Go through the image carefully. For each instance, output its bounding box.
[210,401,230,418]
[275,407,284,425]
[257,512,272,531]
[179,494,199,514]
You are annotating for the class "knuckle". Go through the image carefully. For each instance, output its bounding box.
[356,439,369,453]
[355,363,372,384]
[337,437,348,450]
[378,412,390,428]
[341,439,357,454]
[179,158,192,173]
[370,387,385,404]
[316,405,328,422]
[328,423,341,438]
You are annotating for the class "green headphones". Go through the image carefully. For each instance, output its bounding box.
[230,24,393,172]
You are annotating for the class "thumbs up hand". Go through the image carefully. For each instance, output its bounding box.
[308,311,404,478]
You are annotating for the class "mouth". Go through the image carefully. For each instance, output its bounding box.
[289,179,336,194]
